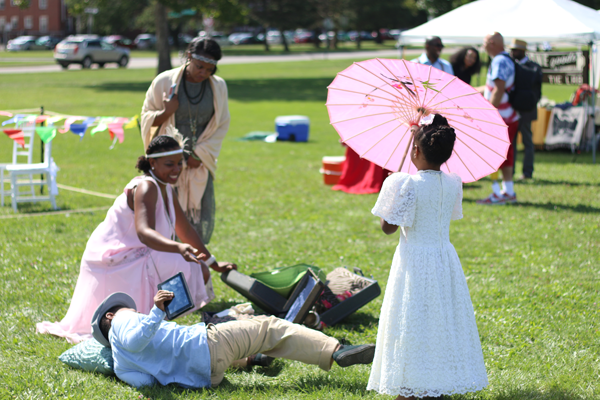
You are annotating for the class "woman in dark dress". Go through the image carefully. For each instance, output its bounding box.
[450,47,481,85]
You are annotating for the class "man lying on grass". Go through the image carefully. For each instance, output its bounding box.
[92,290,375,388]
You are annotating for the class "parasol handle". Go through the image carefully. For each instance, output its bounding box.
[398,110,424,172]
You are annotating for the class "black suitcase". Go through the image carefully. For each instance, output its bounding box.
[220,269,324,324]
[319,267,381,327]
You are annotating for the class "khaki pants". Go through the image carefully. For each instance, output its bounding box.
[206,316,339,387]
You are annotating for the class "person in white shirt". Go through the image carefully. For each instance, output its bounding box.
[411,36,454,75]
[91,290,376,388]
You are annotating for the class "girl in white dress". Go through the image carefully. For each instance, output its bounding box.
[367,115,488,399]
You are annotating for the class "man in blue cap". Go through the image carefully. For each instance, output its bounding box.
[92,290,375,388]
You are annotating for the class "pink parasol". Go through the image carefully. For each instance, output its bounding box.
[326,58,510,183]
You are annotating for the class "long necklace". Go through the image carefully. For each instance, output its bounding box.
[148,171,175,240]
[183,65,208,145]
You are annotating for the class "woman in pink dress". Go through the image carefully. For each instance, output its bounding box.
[37,135,236,343]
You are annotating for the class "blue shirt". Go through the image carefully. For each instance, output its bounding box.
[109,306,212,388]
[411,53,454,75]
[484,51,518,123]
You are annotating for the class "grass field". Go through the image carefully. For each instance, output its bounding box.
[0,59,598,399]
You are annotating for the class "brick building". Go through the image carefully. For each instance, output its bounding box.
[0,0,70,40]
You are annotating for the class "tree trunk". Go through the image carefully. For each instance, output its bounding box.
[262,26,270,52]
[356,35,361,50]
[281,30,289,52]
[332,29,338,49]
[313,28,321,48]
[155,1,171,75]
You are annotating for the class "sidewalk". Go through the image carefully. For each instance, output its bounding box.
[0,48,421,74]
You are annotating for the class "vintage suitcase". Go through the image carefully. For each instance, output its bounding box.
[220,269,324,324]
[319,267,381,327]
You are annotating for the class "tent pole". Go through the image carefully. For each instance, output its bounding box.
[590,41,597,163]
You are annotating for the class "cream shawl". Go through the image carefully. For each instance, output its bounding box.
[140,65,231,223]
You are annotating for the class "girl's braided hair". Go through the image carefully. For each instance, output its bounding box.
[135,135,181,173]
[414,114,456,165]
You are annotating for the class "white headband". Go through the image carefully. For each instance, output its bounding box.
[146,149,184,158]
[190,54,218,65]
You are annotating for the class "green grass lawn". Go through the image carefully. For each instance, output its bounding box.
[0,60,598,399]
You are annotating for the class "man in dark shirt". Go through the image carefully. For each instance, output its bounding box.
[510,39,543,179]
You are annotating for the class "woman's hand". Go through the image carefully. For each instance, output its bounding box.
[210,261,237,273]
[178,243,202,263]
[154,290,174,312]
[186,155,202,169]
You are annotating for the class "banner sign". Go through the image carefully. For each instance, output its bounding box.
[545,107,593,149]
[528,51,589,85]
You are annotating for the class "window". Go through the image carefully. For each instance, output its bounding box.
[0,0,5,10]
[0,17,5,30]
[39,0,47,9]
[24,16,32,30]
[10,16,18,29]
[39,15,47,32]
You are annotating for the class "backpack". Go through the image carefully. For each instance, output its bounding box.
[498,53,540,112]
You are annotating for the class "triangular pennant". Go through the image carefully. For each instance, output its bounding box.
[35,126,57,143]
[60,116,83,133]
[108,121,125,143]
[2,115,24,126]
[0,111,13,117]
[91,117,113,135]
[123,115,139,129]
[35,115,50,124]
[69,117,96,139]
[47,115,65,125]
[3,129,25,147]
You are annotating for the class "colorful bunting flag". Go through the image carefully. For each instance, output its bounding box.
[108,121,125,143]
[47,115,65,125]
[0,111,13,117]
[59,116,83,134]
[35,126,57,143]
[124,115,139,129]
[3,129,25,148]
[91,117,113,135]
[2,115,23,126]
[35,115,50,124]
[70,117,96,139]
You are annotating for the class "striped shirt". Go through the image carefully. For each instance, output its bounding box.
[484,52,519,124]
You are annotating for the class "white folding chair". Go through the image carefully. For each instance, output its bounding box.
[0,124,36,207]
[6,138,58,212]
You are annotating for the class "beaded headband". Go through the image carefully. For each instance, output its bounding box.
[190,54,218,65]
[145,149,184,158]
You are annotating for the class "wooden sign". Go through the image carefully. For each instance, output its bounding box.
[527,51,589,85]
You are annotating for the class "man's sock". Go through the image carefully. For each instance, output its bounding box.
[492,181,502,196]
[502,181,515,196]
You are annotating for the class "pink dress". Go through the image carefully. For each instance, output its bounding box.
[36,176,214,343]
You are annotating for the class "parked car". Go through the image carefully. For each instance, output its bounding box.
[389,29,402,40]
[197,31,230,47]
[294,31,316,44]
[103,35,135,50]
[30,36,62,50]
[134,34,156,50]
[374,29,395,41]
[6,36,37,51]
[347,31,374,42]
[318,31,350,43]
[266,30,294,45]
[54,36,130,69]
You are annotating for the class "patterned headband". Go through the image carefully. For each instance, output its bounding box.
[190,54,218,65]
[146,149,184,158]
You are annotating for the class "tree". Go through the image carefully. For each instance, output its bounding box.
[65,0,148,35]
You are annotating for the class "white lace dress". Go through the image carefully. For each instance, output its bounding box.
[367,171,488,398]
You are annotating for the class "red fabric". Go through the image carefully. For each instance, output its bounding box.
[3,129,25,148]
[332,147,390,194]
[500,120,519,169]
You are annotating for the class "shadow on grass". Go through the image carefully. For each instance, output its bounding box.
[489,388,586,400]
[85,77,331,102]
[463,198,600,214]
[515,178,600,188]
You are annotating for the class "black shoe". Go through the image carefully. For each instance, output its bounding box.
[247,353,274,368]
[332,344,375,367]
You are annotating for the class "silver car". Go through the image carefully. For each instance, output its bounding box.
[54,36,130,69]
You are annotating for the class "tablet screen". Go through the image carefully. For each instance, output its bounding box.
[158,273,194,319]
[285,276,317,323]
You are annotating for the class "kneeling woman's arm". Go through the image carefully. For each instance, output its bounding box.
[133,180,236,276]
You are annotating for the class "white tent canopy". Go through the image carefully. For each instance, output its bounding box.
[400,0,600,45]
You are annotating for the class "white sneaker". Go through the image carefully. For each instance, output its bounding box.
[476,193,505,205]
[501,192,517,203]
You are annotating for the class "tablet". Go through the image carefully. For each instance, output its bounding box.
[284,269,324,324]
[157,272,194,320]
